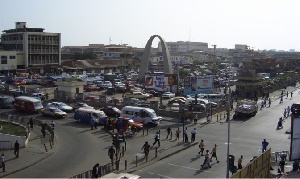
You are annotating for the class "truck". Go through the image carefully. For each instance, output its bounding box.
[233,99,258,119]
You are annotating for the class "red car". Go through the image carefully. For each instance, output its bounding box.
[84,85,99,92]
[118,117,143,130]
[12,79,26,86]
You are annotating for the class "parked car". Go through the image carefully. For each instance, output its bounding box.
[124,92,150,100]
[146,90,160,97]
[84,84,99,92]
[100,106,121,117]
[47,102,73,112]
[72,102,93,110]
[30,93,46,100]
[162,92,176,99]
[117,117,143,130]
[167,98,185,106]
[107,87,116,95]
[12,79,26,86]
[40,107,67,118]
[116,85,127,93]
[102,81,112,88]
[85,96,99,102]
[0,96,14,108]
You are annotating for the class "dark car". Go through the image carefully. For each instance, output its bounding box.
[73,102,93,110]
[145,89,160,97]
[100,106,121,117]
[107,87,116,95]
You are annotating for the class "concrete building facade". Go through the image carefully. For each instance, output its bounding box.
[1,22,61,73]
[158,41,208,53]
[0,50,25,73]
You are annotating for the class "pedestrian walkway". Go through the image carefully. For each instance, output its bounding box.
[0,126,57,178]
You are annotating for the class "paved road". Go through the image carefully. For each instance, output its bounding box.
[133,87,296,178]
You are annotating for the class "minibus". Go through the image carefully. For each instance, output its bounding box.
[74,107,108,125]
[120,106,162,126]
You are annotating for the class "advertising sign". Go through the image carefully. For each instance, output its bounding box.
[145,74,177,92]
[184,75,213,95]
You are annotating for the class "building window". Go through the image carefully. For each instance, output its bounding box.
[10,56,16,59]
[1,59,7,64]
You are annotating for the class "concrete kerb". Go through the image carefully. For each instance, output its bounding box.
[123,142,198,174]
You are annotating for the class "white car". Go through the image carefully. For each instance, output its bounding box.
[114,81,125,87]
[47,102,73,112]
[162,92,176,99]
[101,81,112,88]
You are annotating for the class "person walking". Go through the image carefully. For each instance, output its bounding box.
[286,91,289,98]
[279,158,286,174]
[175,127,181,141]
[193,113,198,124]
[92,163,100,178]
[201,150,211,168]
[268,98,271,107]
[153,131,160,147]
[184,127,188,143]
[90,118,97,130]
[210,144,220,163]
[1,153,5,172]
[14,140,19,158]
[29,117,34,130]
[165,126,172,140]
[238,155,243,169]
[50,121,55,131]
[108,146,116,162]
[287,106,291,116]
[141,141,151,159]
[291,91,293,98]
[191,128,197,143]
[41,123,46,137]
[199,140,205,156]
[262,139,269,153]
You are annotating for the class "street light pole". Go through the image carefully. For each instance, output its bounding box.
[226,82,231,178]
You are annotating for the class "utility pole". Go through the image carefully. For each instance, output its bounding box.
[211,44,217,64]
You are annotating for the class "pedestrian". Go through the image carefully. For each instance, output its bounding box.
[141,141,151,159]
[286,91,288,98]
[201,150,211,168]
[1,153,5,172]
[152,131,160,147]
[184,127,188,143]
[284,109,287,118]
[262,139,269,152]
[92,163,100,178]
[210,144,220,163]
[280,95,283,104]
[90,118,95,130]
[260,100,264,110]
[50,121,55,131]
[268,98,271,107]
[193,113,198,124]
[238,155,243,169]
[45,93,49,100]
[279,159,286,174]
[191,128,197,143]
[41,123,46,137]
[291,91,293,98]
[199,140,205,156]
[287,106,291,116]
[14,140,19,158]
[108,146,116,162]
[175,127,181,141]
[111,118,116,133]
[165,126,171,140]
[29,117,34,130]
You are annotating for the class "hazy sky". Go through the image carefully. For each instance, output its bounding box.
[1,0,299,51]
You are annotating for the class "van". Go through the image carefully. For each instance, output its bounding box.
[74,107,108,125]
[14,96,43,113]
[120,106,162,126]
[199,94,225,103]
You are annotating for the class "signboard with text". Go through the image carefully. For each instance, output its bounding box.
[145,74,177,93]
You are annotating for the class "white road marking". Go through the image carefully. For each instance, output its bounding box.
[224,142,232,144]
[166,162,214,173]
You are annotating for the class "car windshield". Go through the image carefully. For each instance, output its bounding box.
[51,108,61,112]
[34,102,43,109]
[59,103,68,107]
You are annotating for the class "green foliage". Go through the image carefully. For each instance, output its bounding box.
[0,121,25,136]
[178,68,189,78]
[64,77,78,82]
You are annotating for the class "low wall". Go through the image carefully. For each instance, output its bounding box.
[0,120,29,150]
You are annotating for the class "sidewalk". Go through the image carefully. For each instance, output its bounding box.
[0,126,57,178]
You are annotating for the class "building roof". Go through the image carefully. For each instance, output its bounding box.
[61,59,140,69]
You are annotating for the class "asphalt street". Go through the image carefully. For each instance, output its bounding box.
[133,87,296,178]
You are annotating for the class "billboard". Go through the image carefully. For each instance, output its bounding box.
[183,75,213,95]
[145,74,177,92]
[290,116,300,160]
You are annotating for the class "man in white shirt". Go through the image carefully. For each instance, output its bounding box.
[191,128,197,143]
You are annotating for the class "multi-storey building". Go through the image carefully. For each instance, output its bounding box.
[1,22,61,73]
[158,41,208,53]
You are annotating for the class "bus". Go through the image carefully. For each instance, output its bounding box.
[14,96,43,113]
